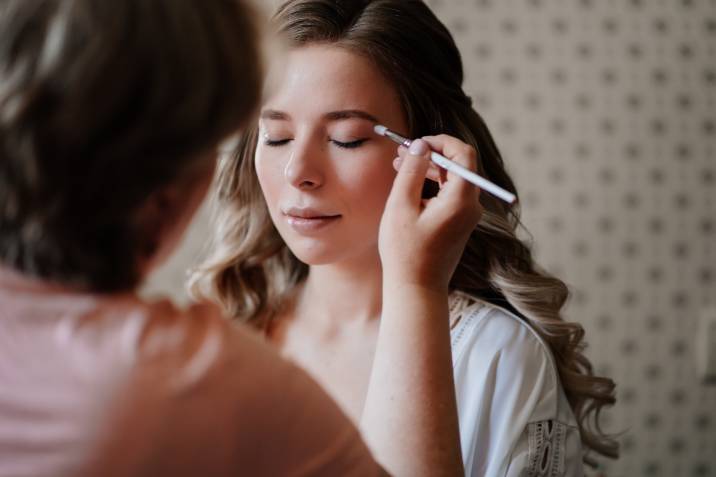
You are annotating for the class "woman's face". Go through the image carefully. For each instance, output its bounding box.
[255,45,408,266]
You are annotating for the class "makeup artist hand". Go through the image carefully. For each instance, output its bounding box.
[379,135,483,291]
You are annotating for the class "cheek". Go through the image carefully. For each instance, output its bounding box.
[254,150,284,204]
[363,147,399,200]
[339,157,396,216]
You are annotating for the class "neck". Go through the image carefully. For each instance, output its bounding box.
[299,251,384,325]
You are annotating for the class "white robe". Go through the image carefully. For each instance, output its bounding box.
[449,291,585,477]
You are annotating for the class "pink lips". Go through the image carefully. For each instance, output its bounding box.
[282,207,341,233]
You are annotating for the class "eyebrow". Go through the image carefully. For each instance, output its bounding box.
[260,109,379,123]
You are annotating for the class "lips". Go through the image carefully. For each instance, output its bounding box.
[282,207,341,233]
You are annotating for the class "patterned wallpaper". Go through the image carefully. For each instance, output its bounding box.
[423,1,715,475]
[143,1,716,475]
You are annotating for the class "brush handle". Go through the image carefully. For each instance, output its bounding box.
[375,124,517,204]
[428,151,517,204]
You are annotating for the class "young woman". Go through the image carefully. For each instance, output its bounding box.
[192,0,618,475]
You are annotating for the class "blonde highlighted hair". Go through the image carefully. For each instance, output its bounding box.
[190,0,618,463]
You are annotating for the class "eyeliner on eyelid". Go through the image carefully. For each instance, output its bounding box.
[332,138,368,149]
[261,136,369,149]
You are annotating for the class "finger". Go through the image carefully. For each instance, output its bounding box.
[422,134,475,160]
[386,138,431,211]
[422,135,480,203]
[422,135,479,174]
[428,163,443,183]
[393,153,442,183]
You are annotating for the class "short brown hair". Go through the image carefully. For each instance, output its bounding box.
[0,0,263,291]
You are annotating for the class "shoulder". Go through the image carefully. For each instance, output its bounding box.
[450,290,555,375]
[81,295,316,415]
[449,290,570,424]
[448,291,583,476]
[126,298,315,399]
[102,298,378,474]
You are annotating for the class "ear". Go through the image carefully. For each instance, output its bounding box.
[134,184,184,268]
[134,168,215,278]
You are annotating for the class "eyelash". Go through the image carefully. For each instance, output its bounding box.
[262,138,369,149]
[333,139,368,149]
[264,139,291,147]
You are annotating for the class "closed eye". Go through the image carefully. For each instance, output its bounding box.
[264,138,292,147]
[331,138,368,149]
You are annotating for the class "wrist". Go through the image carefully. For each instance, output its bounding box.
[382,279,450,307]
[382,267,450,295]
[380,281,451,329]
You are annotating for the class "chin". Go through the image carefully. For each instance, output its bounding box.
[289,245,342,266]
[277,228,377,267]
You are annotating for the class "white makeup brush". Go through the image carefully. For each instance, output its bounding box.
[374,125,517,204]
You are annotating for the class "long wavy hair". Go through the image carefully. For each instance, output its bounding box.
[190,0,618,463]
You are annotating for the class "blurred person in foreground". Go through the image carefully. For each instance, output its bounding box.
[0,0,393,475]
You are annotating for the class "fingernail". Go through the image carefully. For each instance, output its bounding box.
[409,139,428,156]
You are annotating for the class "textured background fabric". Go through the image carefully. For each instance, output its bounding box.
[143,1,716,475]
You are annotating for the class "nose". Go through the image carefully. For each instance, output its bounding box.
[284,140,325,190]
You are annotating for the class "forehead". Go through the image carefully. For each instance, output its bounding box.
[263,44,402,120]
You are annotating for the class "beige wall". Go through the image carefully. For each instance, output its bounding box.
[143,1,716,475]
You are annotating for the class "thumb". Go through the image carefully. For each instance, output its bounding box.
[386,139,431,212]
